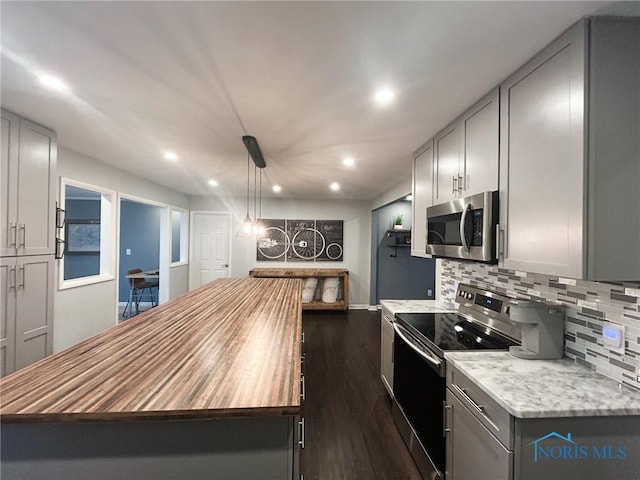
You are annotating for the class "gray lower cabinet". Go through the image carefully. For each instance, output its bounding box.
[380,309,394,396]
[498,17,640,281]
[446,388,513,480]
[446,365,640,480]
[0,256,54,377]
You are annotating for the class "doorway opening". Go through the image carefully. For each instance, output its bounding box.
[118,196,169,320]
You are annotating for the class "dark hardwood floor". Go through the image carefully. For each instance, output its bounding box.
[300,309,422,480]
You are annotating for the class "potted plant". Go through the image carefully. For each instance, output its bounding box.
[393,213,404,231]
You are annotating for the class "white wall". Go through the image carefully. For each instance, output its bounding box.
[371,177,412,210]
[54,147,190,352]
[189,195,372,307]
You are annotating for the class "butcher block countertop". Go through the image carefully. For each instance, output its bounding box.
[0,278,303,424]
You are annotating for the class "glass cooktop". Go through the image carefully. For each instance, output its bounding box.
[394,312,518,355]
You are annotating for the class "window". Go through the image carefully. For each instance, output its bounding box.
[59,179,115,289]
[171,208,188,265]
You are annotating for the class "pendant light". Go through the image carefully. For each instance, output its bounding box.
[237,136,266,237]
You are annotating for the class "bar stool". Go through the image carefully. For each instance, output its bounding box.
[123,268,158,318]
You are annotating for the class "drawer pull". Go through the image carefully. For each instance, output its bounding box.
[452,383,499,432]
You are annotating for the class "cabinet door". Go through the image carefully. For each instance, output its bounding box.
[461,88,499,196]
[14,256,54,370]
[1,111,19,257]
[0,258,17,377]
[499,21,585,277]
[411,140,433,257]
[380,313,394,396]
[16,119,57,256]
[433,122,461,204]
[446,389,513,480]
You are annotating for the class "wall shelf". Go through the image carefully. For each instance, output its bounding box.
[386,230,412,257]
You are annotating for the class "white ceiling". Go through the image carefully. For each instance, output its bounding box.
[1,1,635,200]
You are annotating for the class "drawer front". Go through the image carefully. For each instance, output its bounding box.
[446,389,513,480]
[447,365,513,448]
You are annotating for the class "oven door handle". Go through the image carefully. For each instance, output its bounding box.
[393,323,442,368]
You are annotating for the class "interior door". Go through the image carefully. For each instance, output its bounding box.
[190,213,230,289]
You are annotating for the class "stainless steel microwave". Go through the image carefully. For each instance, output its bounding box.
[426,191,499,263]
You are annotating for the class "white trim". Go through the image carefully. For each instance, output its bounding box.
[58,177,117,292]
[170,207,189,266]
[348,304,371,310]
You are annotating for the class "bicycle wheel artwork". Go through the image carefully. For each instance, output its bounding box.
[291,227,325,260]
[256,220,289,261]
[256,219,343,263]
[315,220,343,261]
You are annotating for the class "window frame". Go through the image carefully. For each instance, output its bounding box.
[58,178,116,290]
[170,207,189,267]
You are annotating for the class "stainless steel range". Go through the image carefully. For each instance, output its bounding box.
[392,283,522,480]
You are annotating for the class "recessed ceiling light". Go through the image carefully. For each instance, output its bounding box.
[272,185,282,193]
[342,156,355,167]
[330,182,340,192]
[39,74,69,92]
[374,88,395,106]
[406,194,413,201]
[208,179,219,187]
[163,151,179,161]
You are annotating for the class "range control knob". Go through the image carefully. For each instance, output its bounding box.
[466,293,473,300]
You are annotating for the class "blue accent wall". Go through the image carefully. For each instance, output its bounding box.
[119,200,161,302]
[64,199,101,280]
[372,200,436,303]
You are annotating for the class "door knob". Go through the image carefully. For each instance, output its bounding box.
[223,264,229,267]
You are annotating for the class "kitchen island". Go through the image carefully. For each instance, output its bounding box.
[0,277,303,480]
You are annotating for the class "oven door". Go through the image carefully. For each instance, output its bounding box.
[392,323,446,478]
[426,190,498,262]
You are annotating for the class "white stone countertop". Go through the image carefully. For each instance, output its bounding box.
[445,351,640,418]
[380,299,456,315]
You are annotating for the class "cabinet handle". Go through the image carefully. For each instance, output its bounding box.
[298,417,305,449]
[452,383,499,432]
[300,374,306,401]
[496,224,504,260]
[9,267,17,291]
[18,224,26,248]
[452,176,457,194]
[17,265,25,289]
[457,175,464,192]
[301,331,305,344]
[9,223,17,248]
[443,402,451,436]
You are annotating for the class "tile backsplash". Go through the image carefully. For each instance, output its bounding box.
[439,259,640,390]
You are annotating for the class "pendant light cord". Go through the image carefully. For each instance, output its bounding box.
[245,152,251,220]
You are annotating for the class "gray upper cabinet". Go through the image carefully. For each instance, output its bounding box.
[1,109,57,258]
[433,122,461,204]
[461,88,499,197]
[499,17,640,281]
[411,140,433,257]
[433,87,499,205]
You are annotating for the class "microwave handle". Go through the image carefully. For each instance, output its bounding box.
[459,203,471,251]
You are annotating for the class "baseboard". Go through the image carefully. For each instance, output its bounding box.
[349,304,374,310]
